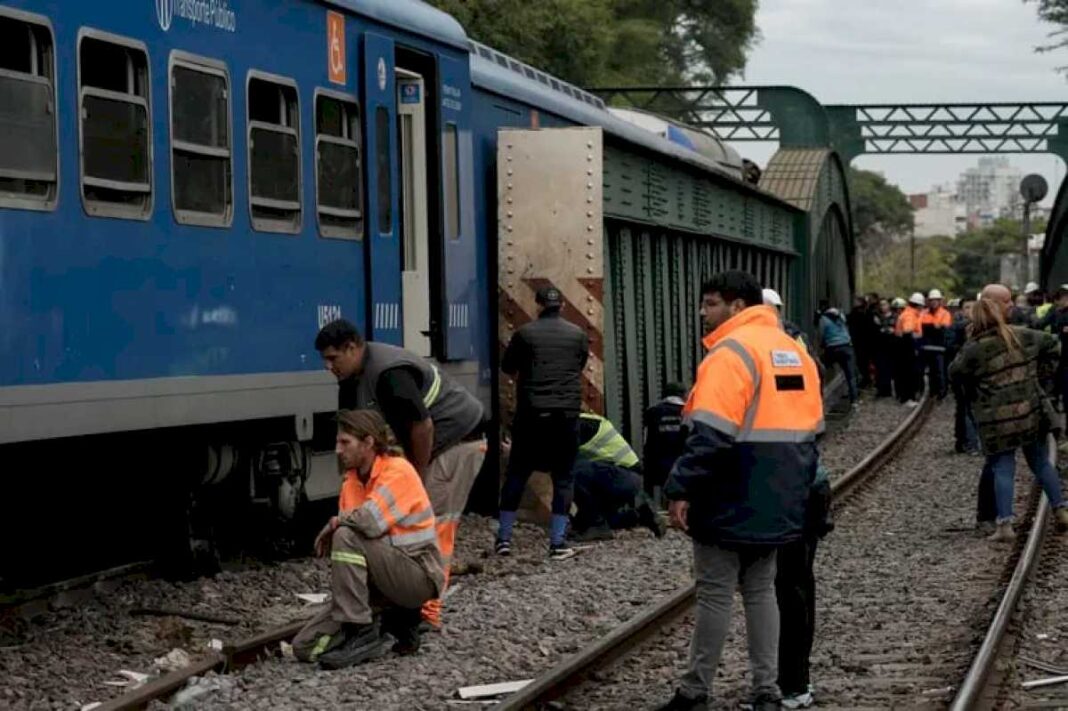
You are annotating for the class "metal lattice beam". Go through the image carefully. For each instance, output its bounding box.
[592,86,1068,162]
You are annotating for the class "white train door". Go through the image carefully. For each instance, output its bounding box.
[396,70,431,357]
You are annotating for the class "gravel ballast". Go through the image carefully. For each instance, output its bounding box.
[1,392,913,710]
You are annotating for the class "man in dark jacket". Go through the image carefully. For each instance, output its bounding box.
[1036,285,1068,416]
[496,286,589,560]
[657,271,823,711]
[642,383,688,503]
[873,298,897,398]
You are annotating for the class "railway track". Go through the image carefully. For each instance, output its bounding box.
[951,435,1064,710]
[495,391,936,710]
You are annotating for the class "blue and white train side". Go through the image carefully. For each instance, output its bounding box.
[0,0,774,579]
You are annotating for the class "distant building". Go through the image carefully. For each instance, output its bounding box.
[909,186,965,238]
[956,157,1023,219]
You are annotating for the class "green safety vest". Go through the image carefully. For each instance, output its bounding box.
[578,413,639,468]
[1037,303,1053,331]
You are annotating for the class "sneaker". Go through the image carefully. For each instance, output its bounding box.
[1055,507,1068,533]
[988,521,1016,542]
[548,542,576,560]
[904,400,918,408]
[317,622,386,670]
[781,690,814,709]
[571,524,614,542]
[656,689,709,711]
[495,538,511,556]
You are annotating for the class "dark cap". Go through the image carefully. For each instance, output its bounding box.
[535,286,563,308]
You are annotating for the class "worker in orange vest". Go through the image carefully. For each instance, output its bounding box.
[657,270,824,711]
[894,292,925,406]
[293,410,445,670]
[920,289,953,399]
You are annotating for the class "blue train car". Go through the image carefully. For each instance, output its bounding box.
[0,0,846,581]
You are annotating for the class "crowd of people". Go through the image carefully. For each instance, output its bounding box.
[290,271,1068,710]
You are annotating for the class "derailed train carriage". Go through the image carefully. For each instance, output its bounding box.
[0,0,854,583]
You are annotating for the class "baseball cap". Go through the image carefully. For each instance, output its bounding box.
[535,286,563,308]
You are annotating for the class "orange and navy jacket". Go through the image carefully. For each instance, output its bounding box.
[663,305,824,547]
[337,454,439,551]
[919,306,952,351]
[895,305,924,338]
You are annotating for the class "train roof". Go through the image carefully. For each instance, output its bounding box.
[322,0,468,50]
[467,41,790,202]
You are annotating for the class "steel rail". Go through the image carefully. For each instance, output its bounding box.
[949,435,1056,710]
[497,391,934,710]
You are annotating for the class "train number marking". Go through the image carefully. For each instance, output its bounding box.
[318,304,343,328]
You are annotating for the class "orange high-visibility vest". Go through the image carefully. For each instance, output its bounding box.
[684,305,824,446]
[895,306,923,337]
[920,306,952,328]
[338,455,438,550]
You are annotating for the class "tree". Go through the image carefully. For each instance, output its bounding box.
[427,0,760,87]
[848,168,915,256]
[1029,0,1068,70]
[861,236,958,298]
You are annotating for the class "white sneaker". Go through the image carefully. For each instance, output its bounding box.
[904,400,918,408]
[782,691,814,709]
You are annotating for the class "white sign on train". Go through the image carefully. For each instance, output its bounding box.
[156,0,237,33]
[318,304,343,328]
[442,84,462,112]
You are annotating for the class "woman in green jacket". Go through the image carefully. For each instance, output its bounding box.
[949,290,1068,541]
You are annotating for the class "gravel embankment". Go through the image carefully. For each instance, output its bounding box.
[0,393,914,711]
[1000,493,1068,709]
[565,401,1034,710]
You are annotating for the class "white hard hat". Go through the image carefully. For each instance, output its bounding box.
[927,289,943,300]
[762,288,783,307]
[891,297,906,308]
[909,292,926,306]
[1025,282,1040,294]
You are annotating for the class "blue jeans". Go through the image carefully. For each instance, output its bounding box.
[986,439,1065,523]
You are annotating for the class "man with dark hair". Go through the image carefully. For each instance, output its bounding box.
[496,285,589,560]
[642,382,689,503]
[314,319,486,630]
[658,270,823,711]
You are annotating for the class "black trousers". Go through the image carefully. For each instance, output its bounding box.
[894,339,919,402]
[499,410,579,516]
[572,460,642,531]
[874,339,894,397]
[922,349,947,399]
[775,535,819,696]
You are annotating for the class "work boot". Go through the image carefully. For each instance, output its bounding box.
[638,502,665,538]
[381,607,422,656]
[1055,506,1068,533]
[656,689,708,711]
[317,621,385,670]
[988,521,1016,542]
[571,524,613,542]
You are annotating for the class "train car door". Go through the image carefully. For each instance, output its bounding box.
[396,70,431,357]
[361,33,402,345]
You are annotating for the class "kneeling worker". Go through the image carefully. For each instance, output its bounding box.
[572,411,663,540]
[293,410,444,669]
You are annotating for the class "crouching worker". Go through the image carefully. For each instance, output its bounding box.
[293,410,445,670]
[572,412,663,540]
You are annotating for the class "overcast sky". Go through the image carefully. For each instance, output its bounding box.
[731,0,1068,205]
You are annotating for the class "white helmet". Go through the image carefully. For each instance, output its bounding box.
[1025,281,1040,294]
[909,292,926,306]
[927,289,943,300]
[762,288,783,307]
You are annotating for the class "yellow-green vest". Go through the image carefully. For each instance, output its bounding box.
[578,413,639,468]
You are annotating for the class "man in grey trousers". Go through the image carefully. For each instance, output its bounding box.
[656,271,824,711]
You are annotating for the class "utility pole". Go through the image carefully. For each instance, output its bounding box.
[1019,174,1049,289]
[909,227,916,293]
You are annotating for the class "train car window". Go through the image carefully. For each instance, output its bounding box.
[170,55,231,226]
[375,106,391,234]
[444,123,460,241]
[0,11,57,210]
[315,92,362,240]
[78,32,151,219]
[247,73,300,233]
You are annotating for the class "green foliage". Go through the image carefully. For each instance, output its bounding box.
[848,168,915,256]
[862,236,958,298]
[427,0,759,87]
[859,218,1041,299]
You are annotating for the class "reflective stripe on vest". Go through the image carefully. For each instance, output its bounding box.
[424,365,443,408]
[578,414,639,468]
